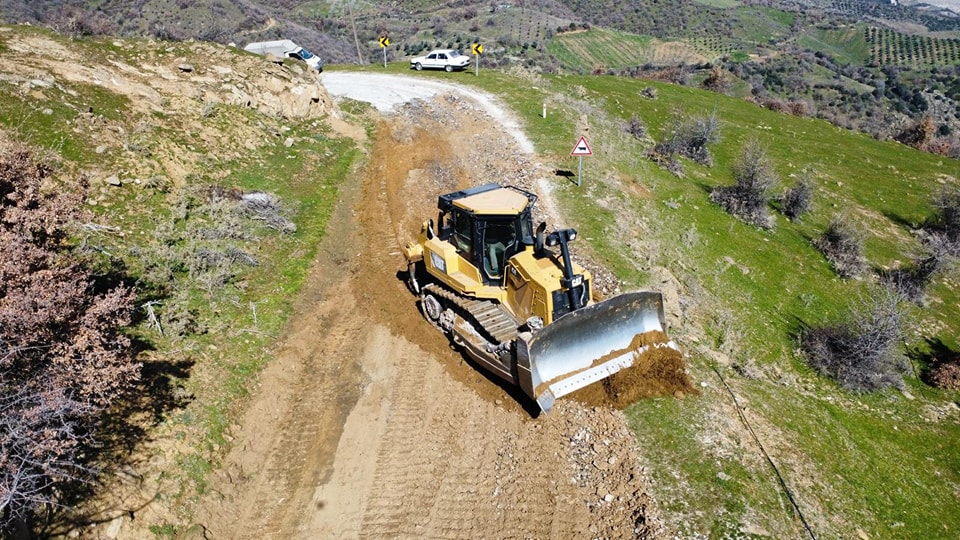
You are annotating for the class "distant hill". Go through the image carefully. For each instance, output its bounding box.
[3,0,960,154]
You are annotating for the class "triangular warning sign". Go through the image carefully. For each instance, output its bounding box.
[570,136,592,156]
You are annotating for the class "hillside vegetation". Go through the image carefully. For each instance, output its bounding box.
[394,61,960,537]
[0,23,363,535]
[5,0,960,158]
[0,16,959,540]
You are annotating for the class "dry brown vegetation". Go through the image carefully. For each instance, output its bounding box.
[0,137,139,534]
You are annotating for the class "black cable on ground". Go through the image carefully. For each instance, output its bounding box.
[709,363,818,540]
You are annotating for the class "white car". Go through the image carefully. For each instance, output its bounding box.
[410,49,471,72]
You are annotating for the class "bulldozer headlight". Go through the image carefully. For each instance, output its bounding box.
[545,232,559,247]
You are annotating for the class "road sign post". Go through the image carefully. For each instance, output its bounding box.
[472,43,483,76]
[379,36,390,68]
[569,136,592,187]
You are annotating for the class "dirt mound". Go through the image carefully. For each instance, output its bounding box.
[571,331,696,409]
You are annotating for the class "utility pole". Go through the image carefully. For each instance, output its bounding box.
[348,1,363,64]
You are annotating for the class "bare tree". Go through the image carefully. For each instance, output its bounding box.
[800,287,910,392]
[648,110,721,174]
[884,189,960,301]
[815,214,867,278]
[710,138,777,229]
[930,185,960,251]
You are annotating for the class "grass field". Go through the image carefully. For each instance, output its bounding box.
[799,25,873,65]
[549,28,708,71]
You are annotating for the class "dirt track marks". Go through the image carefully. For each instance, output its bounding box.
[191,77,664,540]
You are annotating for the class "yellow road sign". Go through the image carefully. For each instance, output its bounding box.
[472,43,483,55]
[379,36,390,48]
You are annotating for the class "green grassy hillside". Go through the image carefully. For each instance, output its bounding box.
[402,63,960,538]
[0,23,365,526]
[549,28,713,71]
[2,19,958,537]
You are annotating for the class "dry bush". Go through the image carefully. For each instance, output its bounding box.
[239,192,297,234]
[623,115,648,140]
[701,65,733,94]
[787,100,811,117]
[710,139,777,229]
[884,187,960,301]
[882,252,944,303]
[930,185,960,250]
[927,358,960,390]
[649,111,721,173]
[0,139,139,533]
[815,214,867,278]
[800,287,910,392]
[780,175,814,220]
[896,116,937,149]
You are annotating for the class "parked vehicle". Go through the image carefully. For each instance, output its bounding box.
[410,49,471,72]
[243,40,323,72]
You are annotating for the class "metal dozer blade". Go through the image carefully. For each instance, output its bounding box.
[515,291,679,413]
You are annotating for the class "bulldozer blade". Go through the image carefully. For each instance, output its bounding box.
[515,291,678,413]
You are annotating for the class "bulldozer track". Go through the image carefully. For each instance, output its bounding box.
[421,282,520,344]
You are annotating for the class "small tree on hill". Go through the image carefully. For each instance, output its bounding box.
[648,111,721,175]
[0,139,139,533]
[701,65,733,95]
[884,187,960,301]
[815,214,867,278]
[930,185,960,251]
[780,173,814,220]
[710,139,777,229]
[800,287,910,392]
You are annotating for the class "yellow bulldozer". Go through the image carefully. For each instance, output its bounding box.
[402,183,680,412]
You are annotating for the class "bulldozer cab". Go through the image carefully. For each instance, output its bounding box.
[437,184,537,285]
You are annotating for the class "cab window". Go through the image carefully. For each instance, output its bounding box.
[452,212,473,258]
[482,220,516,278]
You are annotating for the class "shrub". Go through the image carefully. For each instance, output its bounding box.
[800,287,910,392]
[0,139,139,533]
[701,65,733,94]
[650,111,721,171]
[930,185,960,250]
[882,233,957,302]
[896,116,936,149]
[709,139,776,229]
[815,214,867,278]
[884,187,960,301]
[927,355,960,390]
[623,115,647,140]
[780,175,814,220]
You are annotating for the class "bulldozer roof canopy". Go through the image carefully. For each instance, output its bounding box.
[452,187,529,215]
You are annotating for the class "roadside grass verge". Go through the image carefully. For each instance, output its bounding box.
[0,24,365,524]
[124,128,360,504]
[414,65,960,537]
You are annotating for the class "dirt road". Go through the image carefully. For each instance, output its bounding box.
[193,74,666,539]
